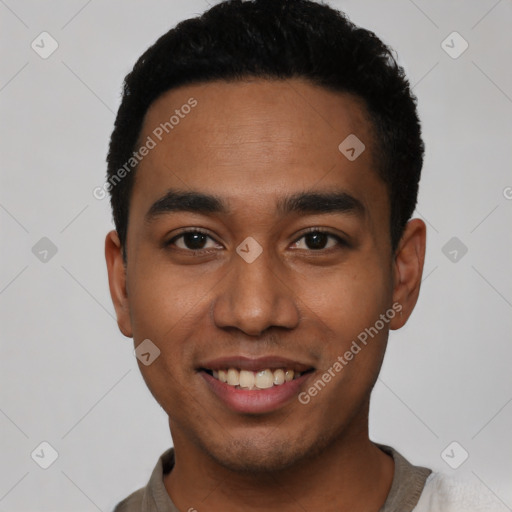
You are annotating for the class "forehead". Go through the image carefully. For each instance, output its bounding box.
[130,78,386,222]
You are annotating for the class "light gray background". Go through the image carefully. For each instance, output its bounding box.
[1,0,511,510]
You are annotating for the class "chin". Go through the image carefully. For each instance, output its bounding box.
[209,442,305,473]
[201,431,332,474]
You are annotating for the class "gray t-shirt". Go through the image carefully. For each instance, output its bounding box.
[113,443,432,512]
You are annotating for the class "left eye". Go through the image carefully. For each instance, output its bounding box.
[291,231,344,251]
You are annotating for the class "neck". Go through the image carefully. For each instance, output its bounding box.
[164,418,394,512]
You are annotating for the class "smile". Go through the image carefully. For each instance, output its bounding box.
[205,368,304,390]
[198,356,315,413]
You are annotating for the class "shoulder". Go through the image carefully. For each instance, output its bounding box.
[111,448,176,512]
[112,487,145,512]
[414,472,507,512]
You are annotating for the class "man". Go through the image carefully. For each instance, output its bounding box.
[105,1,501,510]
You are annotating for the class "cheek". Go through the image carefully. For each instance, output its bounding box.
[127,265,203,407]
[125,259,216,396]
[299,261,391,333]
[126,257,208,339]
[298,259,393,397]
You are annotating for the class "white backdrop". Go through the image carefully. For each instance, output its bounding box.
[1,0,511,510]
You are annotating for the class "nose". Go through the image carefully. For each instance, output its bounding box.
[211,246,300,337]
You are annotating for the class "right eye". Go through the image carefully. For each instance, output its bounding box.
[165,229,223,252]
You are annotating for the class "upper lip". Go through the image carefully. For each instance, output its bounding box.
[198,355,314,373]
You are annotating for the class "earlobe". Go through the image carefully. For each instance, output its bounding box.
[389,219,426,330]
[105,230,133,338]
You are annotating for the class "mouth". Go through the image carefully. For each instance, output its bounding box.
[197,356,315,414]
[202,367,311,390]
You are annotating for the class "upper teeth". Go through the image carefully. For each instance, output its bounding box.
[212,368,300,390]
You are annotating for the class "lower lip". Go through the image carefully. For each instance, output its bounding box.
[200,371,312,414]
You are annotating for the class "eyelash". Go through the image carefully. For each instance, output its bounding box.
[165,227,347,254]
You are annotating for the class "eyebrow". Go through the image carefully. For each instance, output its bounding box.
[145,190,228,222]
[276,190,365,217]
[145,188,365,222]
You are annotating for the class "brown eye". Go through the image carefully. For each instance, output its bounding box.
[291,230,346,251]
[167,230,221,251]
[304,231,329,250]
[179,232,208,250]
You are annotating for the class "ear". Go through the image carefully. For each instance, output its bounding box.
[389,219,426,330]
[105,230,133,338]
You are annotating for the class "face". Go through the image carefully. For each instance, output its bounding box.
[106,78,425,472]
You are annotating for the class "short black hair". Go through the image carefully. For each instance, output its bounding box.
[106,0,424,256]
